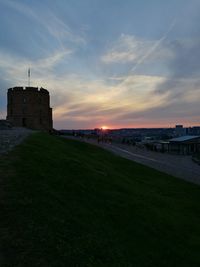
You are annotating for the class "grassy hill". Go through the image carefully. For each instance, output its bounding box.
[1,133,200,267]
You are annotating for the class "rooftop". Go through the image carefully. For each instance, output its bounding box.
[169,136,200,142]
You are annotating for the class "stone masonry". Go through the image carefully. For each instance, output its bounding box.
[7,87,53,131]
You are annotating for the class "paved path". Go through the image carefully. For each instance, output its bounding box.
[64,136,200,185]
[0,127,34,155]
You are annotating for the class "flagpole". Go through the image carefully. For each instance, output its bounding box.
[28,68,30,87]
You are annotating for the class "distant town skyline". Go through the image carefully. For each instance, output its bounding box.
[0,0,200,129]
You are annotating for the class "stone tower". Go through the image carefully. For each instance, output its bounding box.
[7,86,53,131]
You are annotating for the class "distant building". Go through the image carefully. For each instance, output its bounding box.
[187,126,200,136]
[7,86,53,131]
[175,125,186,136]
[169,135,200,155]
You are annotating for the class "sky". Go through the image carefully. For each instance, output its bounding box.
[0,0,200,129]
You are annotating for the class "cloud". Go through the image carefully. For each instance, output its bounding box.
[0,49,72,87]
[50,73,168,128]
[0,49,74,119]
[101,34,173,65]
[0,45,173,129]
[0,0,198,129]
[117,96,200,127]
[0,0,86,50]
[167,39,200,78]
[155,38,200,105]
[1,31,198,129]
[44,12,86,47]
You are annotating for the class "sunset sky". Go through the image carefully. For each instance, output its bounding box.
[0,0,200,129]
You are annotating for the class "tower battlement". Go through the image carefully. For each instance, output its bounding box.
[8,86,49,94]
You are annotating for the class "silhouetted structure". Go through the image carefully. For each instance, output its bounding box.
[7,86,53,131]
[169,135,200,155]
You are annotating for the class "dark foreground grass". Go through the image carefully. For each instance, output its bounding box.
[1,133,200,267]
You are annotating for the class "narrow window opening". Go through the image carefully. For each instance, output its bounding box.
[22,118,27,127]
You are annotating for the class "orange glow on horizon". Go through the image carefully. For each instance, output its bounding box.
[101,125,108,130]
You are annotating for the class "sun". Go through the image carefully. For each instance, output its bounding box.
[101,125,108,130]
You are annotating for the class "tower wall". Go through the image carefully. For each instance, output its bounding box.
[7,86,53,131]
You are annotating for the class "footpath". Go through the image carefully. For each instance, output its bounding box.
[0,127,33,155]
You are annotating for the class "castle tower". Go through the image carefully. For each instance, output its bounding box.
[7,86,53,132]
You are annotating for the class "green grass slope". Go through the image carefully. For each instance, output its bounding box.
[1,133,200,267]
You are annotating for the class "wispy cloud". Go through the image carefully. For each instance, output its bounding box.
[155,38,200,97]
[2,44,197,129]
[0,0,199,128]
[50,74,168,128]
[0,49,72,85]
[101,33,173,65]
[0,0,86,50]
[130,20,176,73]
[44,12,86,48]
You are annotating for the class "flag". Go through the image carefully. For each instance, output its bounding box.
[28,68,30,77]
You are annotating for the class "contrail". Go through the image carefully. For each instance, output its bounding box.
[129,19,176,75]
[118,20,176,88]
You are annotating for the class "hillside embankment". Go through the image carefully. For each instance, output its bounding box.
[1,133,200,267]
[63,136,200,185]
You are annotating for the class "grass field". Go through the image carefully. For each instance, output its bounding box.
[1,133,200,267]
